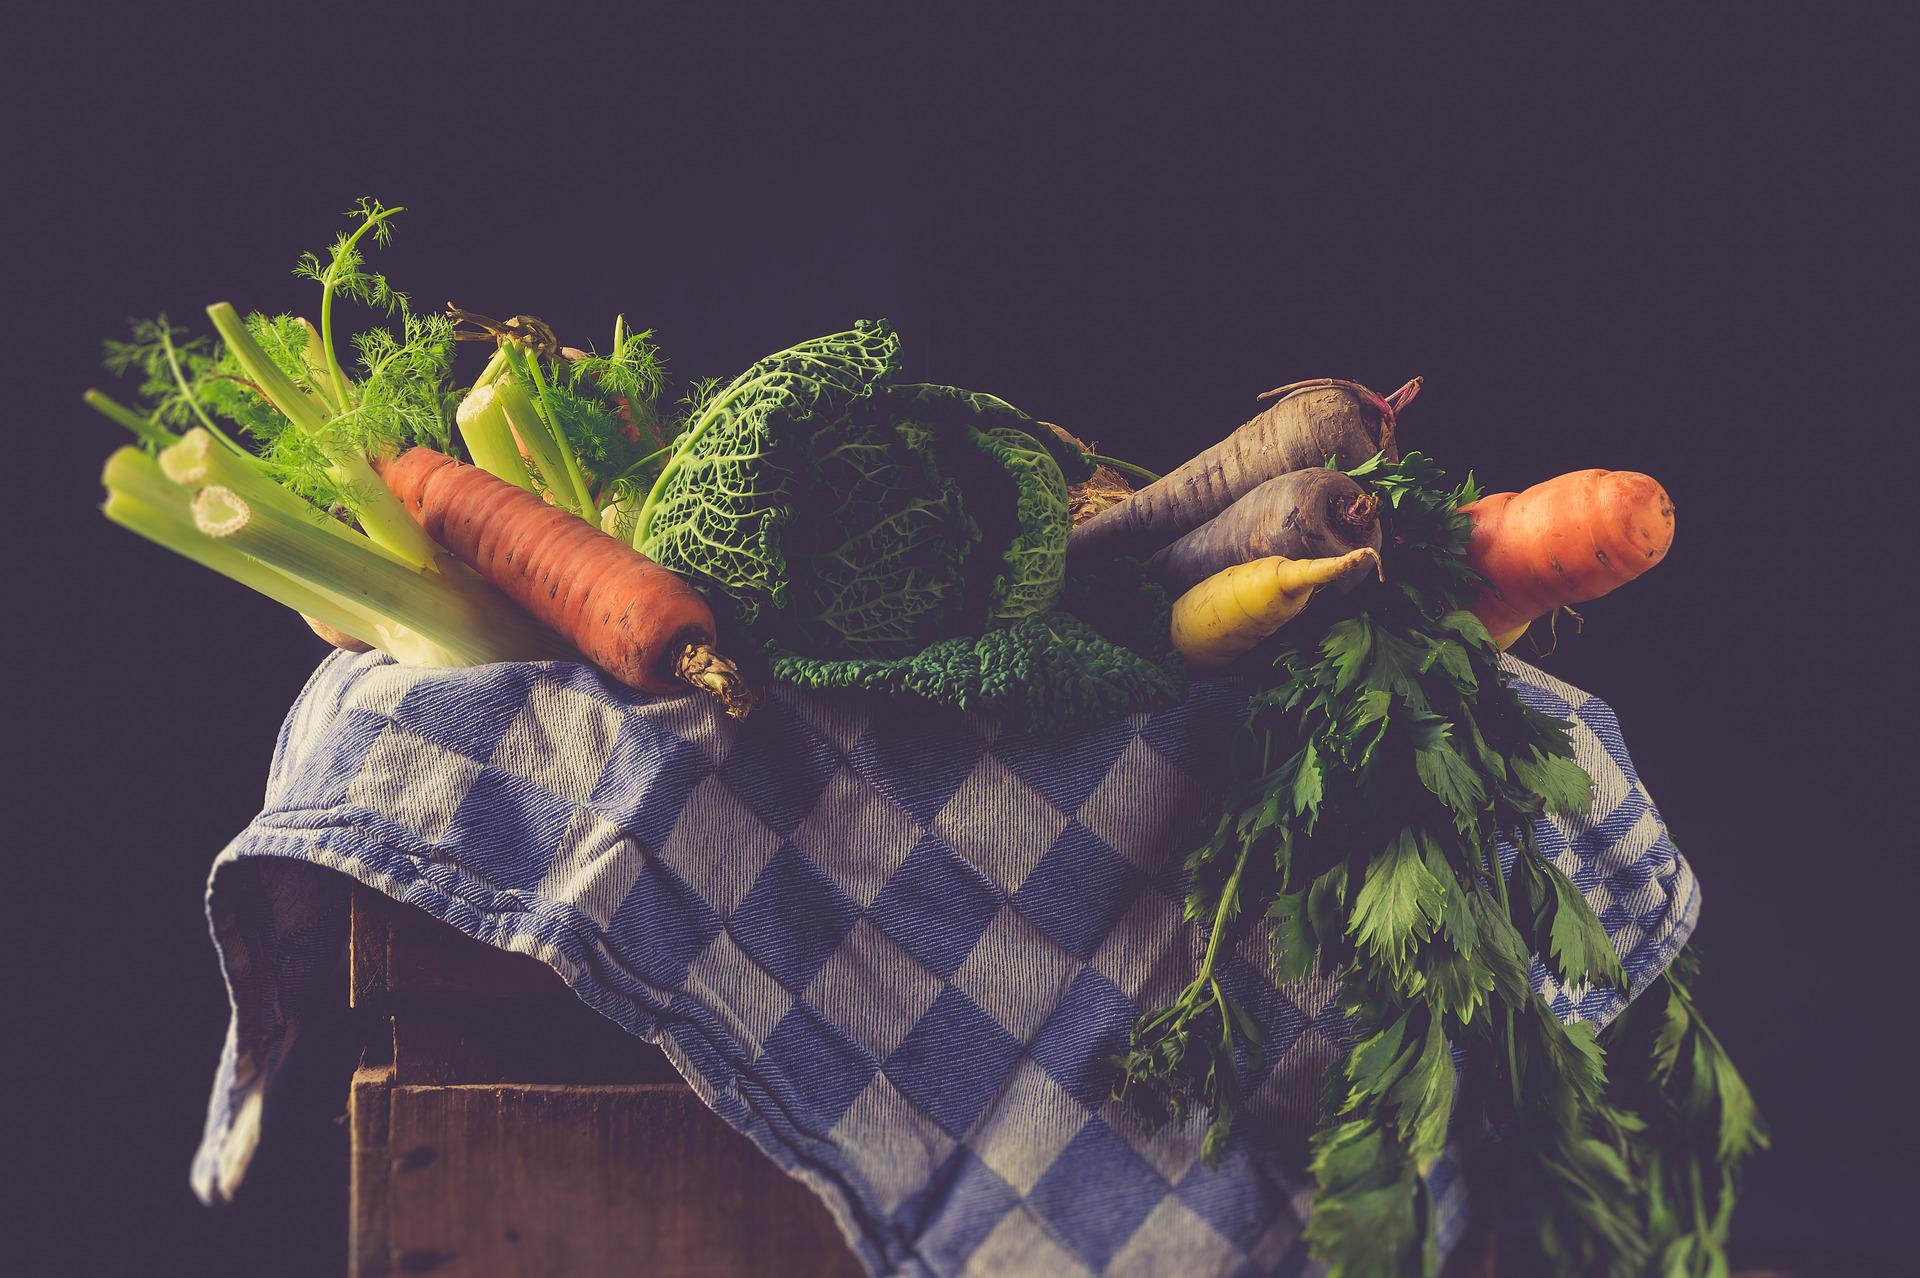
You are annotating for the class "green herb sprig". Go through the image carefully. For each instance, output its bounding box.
[1112,452,1762,1275]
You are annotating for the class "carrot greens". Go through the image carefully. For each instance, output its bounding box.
[1112,453,1761,1277]
[91,200,563,667]
[449,309,668,522]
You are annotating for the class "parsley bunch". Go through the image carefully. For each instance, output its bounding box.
[1112,454,1762,1276]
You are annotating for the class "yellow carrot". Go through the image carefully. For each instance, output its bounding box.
[1171,547,1382,669]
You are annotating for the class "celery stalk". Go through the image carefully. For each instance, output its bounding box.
[206,301,444,571]
[103,447,567,669]
[187,483,566,666]
[84,389,178,451]
[455,381,535,491]
[498,344,597,521]
[205,303,328,435]
[159,429,408,563]
[104,450,390,651]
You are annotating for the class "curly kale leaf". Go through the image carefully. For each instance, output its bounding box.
[635,321,901,621]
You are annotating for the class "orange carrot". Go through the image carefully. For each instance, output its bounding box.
[1460,469,1675,640]
[376,447,750,714]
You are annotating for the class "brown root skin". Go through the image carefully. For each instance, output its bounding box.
[303,614,373,653]
[1067,375,1416,564]
[676,643,754,719]
[1340,492,1382,530]
[1255,376,1424,462]
[1148,468,1384,595]
[1046,422,1136,525]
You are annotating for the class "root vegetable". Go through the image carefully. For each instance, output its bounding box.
[1046,422,1135,526]
[303,614,373,652]
[1171,548,1382,669]
[376,446,752,715]
[1460,469,1675,645]
[1067,376,1418,562]
[1148,468,1384,595]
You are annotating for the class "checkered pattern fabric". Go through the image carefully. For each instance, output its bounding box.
[191,651,1699,1275]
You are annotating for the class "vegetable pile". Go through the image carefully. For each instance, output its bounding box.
[88,201,1759,1274]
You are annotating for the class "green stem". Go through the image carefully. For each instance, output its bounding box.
[329,452,452,570]
[187,481,565,666]
[1480,834,1523,1112]
[617,439,675,477]
[207,301,443,571]
[454,380,535,490]
[85,389,177,450]
[206,302,328,435]
[1089,452,1162,485]
[159,429,403,562]
[1197,847,1250,994]
[159,323,256,460]
[1194,731,1275,997]
[498,345,595,521]
[518,346,598,519]
[474,343,511,389]
[318,208,396,409]
[1689,1159,1709,1243]
[298,318,347,417]
[103,449,387,649]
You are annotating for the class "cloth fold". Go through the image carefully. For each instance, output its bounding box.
[193,652,1698,1277]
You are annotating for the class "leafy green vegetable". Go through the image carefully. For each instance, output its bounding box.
[1111,451,1761,1276]
[636,325,1170,729]
[767,560,1183,735]
[780,411,979,655]
[1586,950,1768,1277]
[635,321,902,622]
[968,425,1071,621]
[635,326,1088,657]
[91,200,564,670]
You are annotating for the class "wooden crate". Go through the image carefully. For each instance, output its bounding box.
[340,887,1526,1277]
[346,886,861,1277]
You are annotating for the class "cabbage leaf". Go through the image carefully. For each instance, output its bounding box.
[634,321,901,623]
[636,323,1182,728]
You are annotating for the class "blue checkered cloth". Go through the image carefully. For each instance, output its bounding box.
[191,651,1699,1275]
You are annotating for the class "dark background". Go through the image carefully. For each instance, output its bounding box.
[8,6,1911,1274]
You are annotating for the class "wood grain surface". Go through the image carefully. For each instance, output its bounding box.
[348,888,861,1277]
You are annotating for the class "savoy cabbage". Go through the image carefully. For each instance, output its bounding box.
[634,322,1181,728]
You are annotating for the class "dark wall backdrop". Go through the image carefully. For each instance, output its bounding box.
[9,7,1910,1274]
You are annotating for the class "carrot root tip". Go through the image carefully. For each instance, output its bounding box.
[677,643,754,719]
